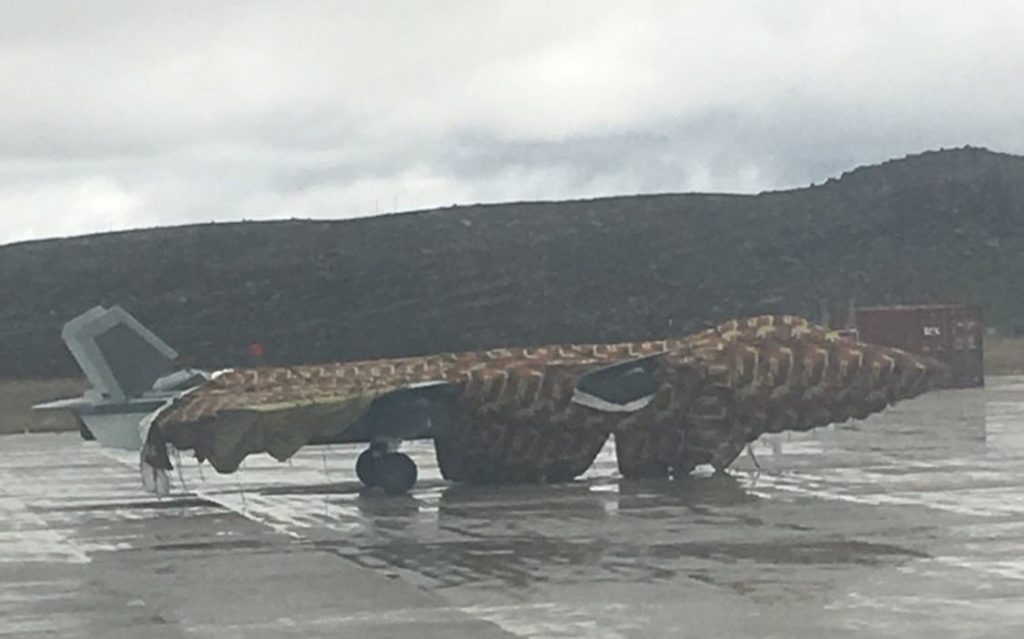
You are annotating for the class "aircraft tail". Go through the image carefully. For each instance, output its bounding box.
[61,305,178,402]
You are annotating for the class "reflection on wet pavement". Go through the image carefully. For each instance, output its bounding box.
[3,378,1024,637]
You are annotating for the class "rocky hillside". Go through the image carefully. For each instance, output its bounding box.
[2,146,1023,379]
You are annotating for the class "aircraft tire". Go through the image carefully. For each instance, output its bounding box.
[355,449,379,487]
[376,452,418,495]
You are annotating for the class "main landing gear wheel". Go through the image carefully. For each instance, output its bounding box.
[356,449,379,486]
[376,453,418,495]
[355,448,418,495]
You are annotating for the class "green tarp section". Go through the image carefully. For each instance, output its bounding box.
[165,394,379,473]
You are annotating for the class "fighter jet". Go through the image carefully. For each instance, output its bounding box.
[37,306,947,496]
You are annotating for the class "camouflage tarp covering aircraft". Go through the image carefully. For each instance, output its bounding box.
[141,314,946,494]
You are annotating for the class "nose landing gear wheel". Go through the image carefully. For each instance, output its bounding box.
[355,449,418,494]
[375,452,418,495]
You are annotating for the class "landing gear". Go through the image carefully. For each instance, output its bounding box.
[355,442,418,495]
[355,449,378,485]
[375,453,418,495]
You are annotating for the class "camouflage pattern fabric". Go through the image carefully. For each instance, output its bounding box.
[611,315,946,477]
[151,342,670,475]
[149,315,945,481]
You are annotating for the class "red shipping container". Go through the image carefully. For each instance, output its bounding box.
[854,304,984,389]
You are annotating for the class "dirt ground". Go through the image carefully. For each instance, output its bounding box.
[0,378,86,435]
[985,336,1024,375]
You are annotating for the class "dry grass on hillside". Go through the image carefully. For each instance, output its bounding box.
[0,378,87,435]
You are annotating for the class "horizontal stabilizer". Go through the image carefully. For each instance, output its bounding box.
[33,396,95,412]
[572,354,661,413]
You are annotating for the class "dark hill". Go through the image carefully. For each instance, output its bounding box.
[3,146,1023,379]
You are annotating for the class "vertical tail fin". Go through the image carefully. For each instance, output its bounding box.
[62,306,178,401]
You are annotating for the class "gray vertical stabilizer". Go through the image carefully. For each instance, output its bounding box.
[62,306,178,402]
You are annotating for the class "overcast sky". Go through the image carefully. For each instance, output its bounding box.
[1,1,1022,245]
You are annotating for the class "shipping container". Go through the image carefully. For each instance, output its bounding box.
[854,304,984,388]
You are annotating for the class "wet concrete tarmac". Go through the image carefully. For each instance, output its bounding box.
[3,377,1024,637]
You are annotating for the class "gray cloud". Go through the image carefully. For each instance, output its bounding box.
[2,0,1023,244]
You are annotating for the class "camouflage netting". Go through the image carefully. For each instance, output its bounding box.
[149,341,666,475]
[147,315,946,481]
[611,315,947,478]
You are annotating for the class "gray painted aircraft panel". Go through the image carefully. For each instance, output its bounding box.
[61,305,179,402]
[34,305,207,451]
